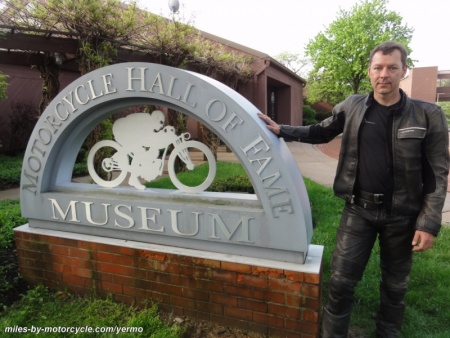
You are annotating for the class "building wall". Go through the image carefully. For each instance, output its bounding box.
[437,70,450,102]
[400,67,438,103]
[0,65,79,153]
[264,65,303,126]
[0,32,305,153]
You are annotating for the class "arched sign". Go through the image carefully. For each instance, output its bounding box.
[20,63,313,264]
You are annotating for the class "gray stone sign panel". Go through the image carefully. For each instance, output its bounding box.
[20,63,313,263]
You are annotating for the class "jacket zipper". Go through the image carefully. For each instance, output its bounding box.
[390,114,397,210]
[349,108,367,204]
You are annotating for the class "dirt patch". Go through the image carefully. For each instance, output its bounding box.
[167,316,264,338]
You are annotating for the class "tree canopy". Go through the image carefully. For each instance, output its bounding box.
[0,0,253,83]
[274,51,310,79]
[305,0,414,105]
[0,0,253,156]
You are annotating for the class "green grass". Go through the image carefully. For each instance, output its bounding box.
[1,160,450,337]
[0,152,88,191]
[0,286,182,337]
[145,161,248,189]
[305,180,450,338]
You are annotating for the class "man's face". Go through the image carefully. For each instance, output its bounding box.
[368,50,407,98]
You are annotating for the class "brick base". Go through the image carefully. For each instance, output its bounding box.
[14,224,323,338]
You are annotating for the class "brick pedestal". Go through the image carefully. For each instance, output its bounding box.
[15,224,323,338]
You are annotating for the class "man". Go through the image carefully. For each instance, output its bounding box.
[259,41,449,337]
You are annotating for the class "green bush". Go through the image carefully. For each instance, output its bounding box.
[0,200,27,250]
[0,200,29,309]
[73,162,89,177]
[315,111,332,122]
[207,175,254,193]
[0,154,23,190]
[303,105,317,125]
[438,101,450,123]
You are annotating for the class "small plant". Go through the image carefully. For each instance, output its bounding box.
[207,175,254,193]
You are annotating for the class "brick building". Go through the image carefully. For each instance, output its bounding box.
[0,24,306,153]
[400,67,450,103]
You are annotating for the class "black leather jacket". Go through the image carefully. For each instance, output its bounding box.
[280,91,449,236]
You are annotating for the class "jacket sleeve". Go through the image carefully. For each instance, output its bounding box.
[279,101,347,144]
[416,106,449,236]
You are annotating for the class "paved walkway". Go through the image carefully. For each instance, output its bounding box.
[285,138,450,226]
[2,139,450,225]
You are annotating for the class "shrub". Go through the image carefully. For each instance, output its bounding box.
[315,111,332,122]
[0,101,38,156]
[0,200,29,309]
[438,101,450,122]
[207,175,254,193]
[302,105,317,125]
[0,200,27,250]
[0,153,23,190]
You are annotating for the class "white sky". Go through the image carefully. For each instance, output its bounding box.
[137,0,450,70]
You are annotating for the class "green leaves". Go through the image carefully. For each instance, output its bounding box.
[305,0,414,104]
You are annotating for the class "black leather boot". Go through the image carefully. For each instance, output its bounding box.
[321,272,358,338]
[321,307,352,338]
[375,279,408,337]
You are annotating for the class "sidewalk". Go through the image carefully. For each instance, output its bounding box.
[2,141,450,225]
[284,140,450,226]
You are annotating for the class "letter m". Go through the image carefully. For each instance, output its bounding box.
[209,214,253,243]
[49,199,80,222]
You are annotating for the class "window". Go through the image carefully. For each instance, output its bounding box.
[437,78,450,87]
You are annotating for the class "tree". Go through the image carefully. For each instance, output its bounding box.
[1,0,254,162]
[274,51,310,78]
[2,0,141,74]
[2,0,143,174]
[135,10,252,161]
[305,0,414,104]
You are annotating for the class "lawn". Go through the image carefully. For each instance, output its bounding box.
[0,158,449,337]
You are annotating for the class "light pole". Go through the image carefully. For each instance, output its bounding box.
[270,91,276,120]
[168,0,179,14]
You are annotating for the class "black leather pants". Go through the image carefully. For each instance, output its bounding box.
[321,203,416,338]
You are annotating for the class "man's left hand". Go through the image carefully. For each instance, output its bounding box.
[412,230,436,252]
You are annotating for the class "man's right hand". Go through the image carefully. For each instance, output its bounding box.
[258,113,281,135]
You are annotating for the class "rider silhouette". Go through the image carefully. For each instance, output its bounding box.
[112,110,177,190]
